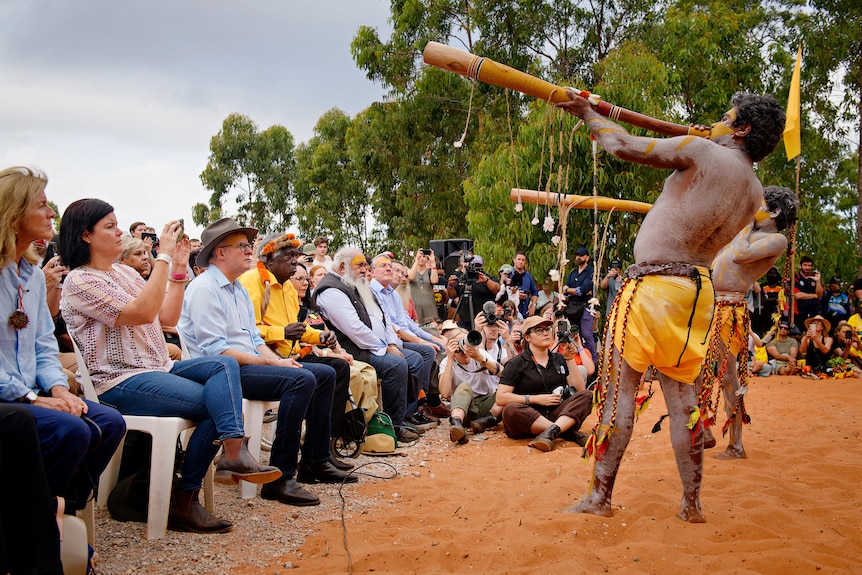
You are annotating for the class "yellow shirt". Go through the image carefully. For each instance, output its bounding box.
[238,266,323,357]
[849,314,862,336]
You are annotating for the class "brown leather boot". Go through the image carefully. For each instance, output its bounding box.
[168,488,233,534]
[215,437,283,485]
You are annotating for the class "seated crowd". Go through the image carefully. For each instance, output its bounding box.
[3,163,857,571]
[1,165,596,571]
[741,257,862,379]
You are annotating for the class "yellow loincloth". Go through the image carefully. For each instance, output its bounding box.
[611,267,714,383]
[713,295,749,357]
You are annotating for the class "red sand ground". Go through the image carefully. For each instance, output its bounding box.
[240,375,862,575]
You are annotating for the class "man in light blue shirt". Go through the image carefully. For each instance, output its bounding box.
[179,218,354,507]
[370,254,446,430]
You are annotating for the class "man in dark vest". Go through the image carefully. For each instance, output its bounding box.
[314,247,420,443]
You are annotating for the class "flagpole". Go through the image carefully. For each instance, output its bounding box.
[784,45,802,330]
[790,155,801,330]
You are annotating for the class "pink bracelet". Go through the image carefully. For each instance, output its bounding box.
[170,272,188,281]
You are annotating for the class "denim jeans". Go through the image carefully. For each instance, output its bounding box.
[21,400,125,511]
[367,351,409,426]
[100,355,244,490]
[403,343,434,415]
[239,362,335,477]
[579,311,596,359]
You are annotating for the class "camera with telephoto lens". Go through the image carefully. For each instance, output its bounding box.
[552,385,578,399]
[458,330,484,354]
[482,301,499,326]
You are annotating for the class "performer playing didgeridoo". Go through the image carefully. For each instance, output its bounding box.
[557,91,785,522]
[700,185,797,460]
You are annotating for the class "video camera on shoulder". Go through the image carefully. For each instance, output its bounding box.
[462,254,482,283]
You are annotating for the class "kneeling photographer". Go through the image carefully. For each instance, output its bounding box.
[496,315,593,452]
[439,311,516,444]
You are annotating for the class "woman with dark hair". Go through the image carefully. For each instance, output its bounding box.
[59,198,281,533]
[496,315,592,452]
[0,166,126,568]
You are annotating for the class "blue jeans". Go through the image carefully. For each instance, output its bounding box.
[579,311,596,359]
[239,362,335,477]
[403,343,434,415]
[100,356,244,490]
[367,351,409,426]
[24,400,126,510]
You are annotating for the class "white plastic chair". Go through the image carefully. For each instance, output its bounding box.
[71,338,214,540]
[239,398,280,498]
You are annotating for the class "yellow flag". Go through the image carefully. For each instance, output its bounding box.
[783,45,802,161]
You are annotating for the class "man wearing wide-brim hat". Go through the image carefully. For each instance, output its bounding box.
[179,218,356,508]
[799,314,833,374]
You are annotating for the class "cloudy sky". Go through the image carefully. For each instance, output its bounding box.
[0,0,392,239]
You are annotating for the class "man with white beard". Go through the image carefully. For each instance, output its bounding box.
[313,247,420,443]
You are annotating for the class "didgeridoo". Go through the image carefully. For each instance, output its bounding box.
[511,189,652,214]
[423,41,710,139]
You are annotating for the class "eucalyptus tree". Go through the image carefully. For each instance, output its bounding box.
[294,108,377,252]
[195,113,296,234]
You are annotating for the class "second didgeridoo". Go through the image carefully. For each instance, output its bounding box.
[511,189,652,214]
[423,41,710,139]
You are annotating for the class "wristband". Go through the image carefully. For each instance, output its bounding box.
[170,272,188,281]
[524,394,530,406]
[155,253,172,265]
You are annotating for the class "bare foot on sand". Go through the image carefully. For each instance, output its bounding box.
[678,499,706,523]
[703,427,717,449]
[562,496,613,517]
[714,447,747,460]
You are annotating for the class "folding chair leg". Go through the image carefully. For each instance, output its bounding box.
[81,499,96,547]
[241,402,266,500]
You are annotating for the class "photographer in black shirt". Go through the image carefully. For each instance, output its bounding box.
[497,315,592,451]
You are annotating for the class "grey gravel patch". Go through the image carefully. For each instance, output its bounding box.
[93,418,469,574]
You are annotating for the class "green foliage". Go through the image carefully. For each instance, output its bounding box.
[790,0,861,274]
[346,69,473,252]
[198,114,296,233]
[465,42,677,278]
[185,0,860,283]
[294,108,378,252]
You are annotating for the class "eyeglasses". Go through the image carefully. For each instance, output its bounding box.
[292,276,309,283]
[218,242,253,253]
[527,325,553,335]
